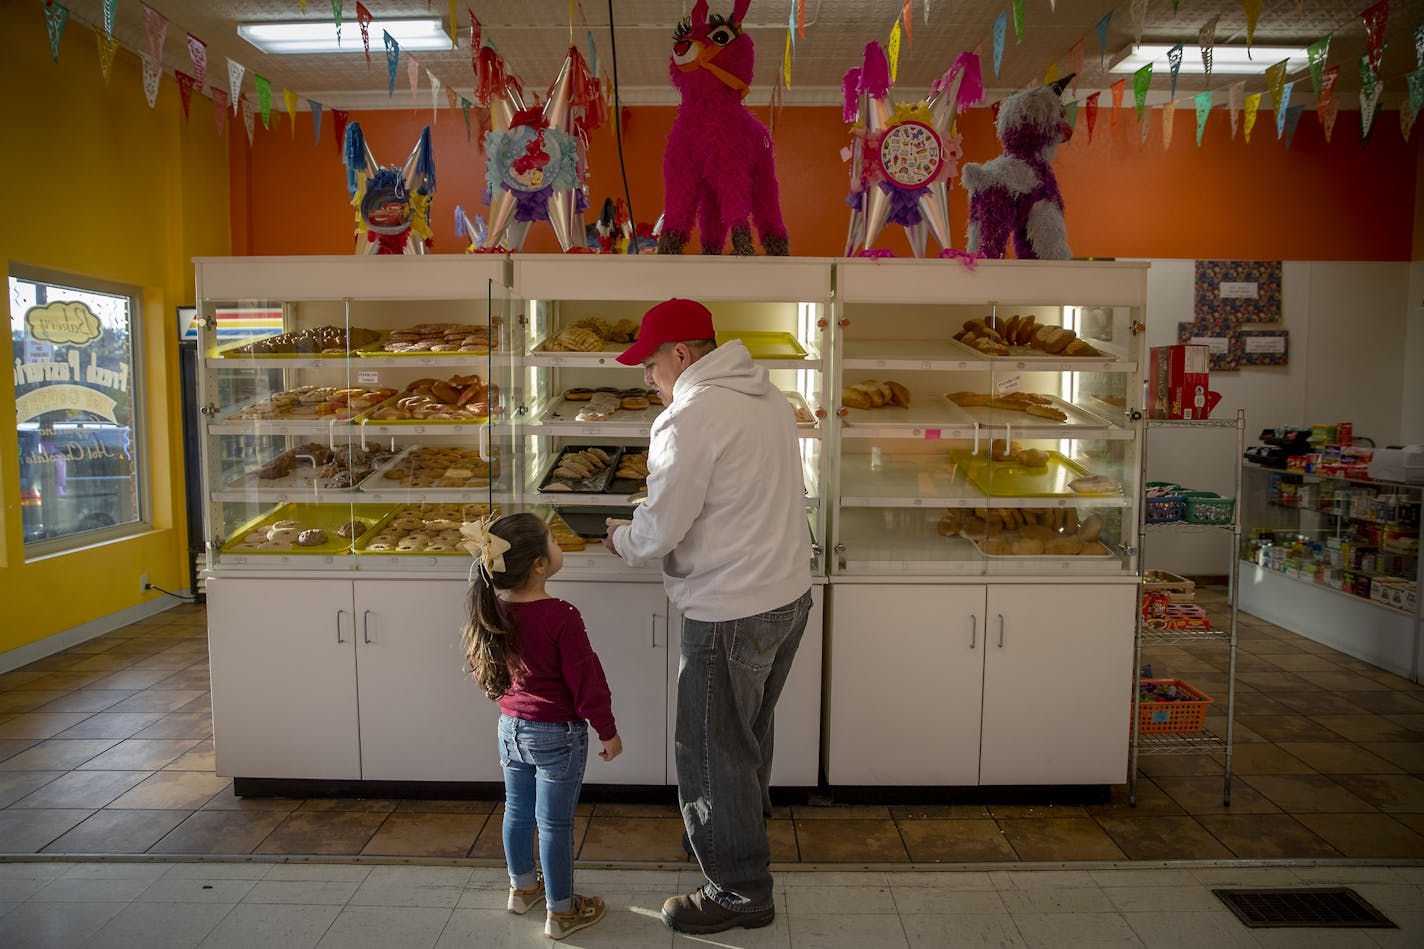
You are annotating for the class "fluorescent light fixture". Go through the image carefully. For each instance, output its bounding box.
[238,18,448,55]
[1110,44,1310,76]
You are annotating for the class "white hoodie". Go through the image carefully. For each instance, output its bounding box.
[611,340,812,621]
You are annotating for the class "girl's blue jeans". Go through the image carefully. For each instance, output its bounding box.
[498,714,588,913]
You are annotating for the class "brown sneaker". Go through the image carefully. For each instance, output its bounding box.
[506,873,544,915]
[661,887,775,934]
[544,893,605,940]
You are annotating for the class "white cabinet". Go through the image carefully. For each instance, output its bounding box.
[826,582,1133,786]
[208,578,361,780]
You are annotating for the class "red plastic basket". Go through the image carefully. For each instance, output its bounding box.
[1136,678,1213,734]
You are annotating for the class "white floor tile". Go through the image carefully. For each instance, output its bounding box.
[0,863,68,881]
[345,865,473,908]
[1101,885,1227,913]
[138,877,258,903]
[0,877,49,902]
[670,914,793,947]
[58,863,168,881]
[1089,869,1204,889]
[161,863,271,881]
[243,879,359,905]
[889,885,1009,916]
[1350,883,1424,916]
[31,875,154,902]
[784,883,897,915]
[1369,910,1424,947]
[788,912,911,949]
[0,899,125,949]
[194,902,341,949]
[997,886,1116,915]
[890,870,997,891]
[779,870,887,888]
[313,904,452,949]
[434,907,593,948]
[1122,910,1259,948]
[81,900,232,949]
[1189,868,1303,888]
[991,870,1102,891]
[1011,911,1144,949]
[1290,867,1410,885]
[1249,929,1382,949]
[901,913,1027,948]
[261,863,371,883]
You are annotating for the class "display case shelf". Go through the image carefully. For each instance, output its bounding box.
[1133,731,1226,755]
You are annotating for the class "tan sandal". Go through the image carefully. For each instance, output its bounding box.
[545,893,606,939]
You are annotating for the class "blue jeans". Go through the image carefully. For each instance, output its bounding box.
[498,715,588,913]
[676,589,812,913]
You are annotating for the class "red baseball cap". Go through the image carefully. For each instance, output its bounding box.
[615,298,716,366]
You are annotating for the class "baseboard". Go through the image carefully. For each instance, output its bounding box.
[0,595,191,674]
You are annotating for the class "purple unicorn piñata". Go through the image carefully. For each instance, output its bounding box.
[962,76,1075,260]
[659,0,789,256]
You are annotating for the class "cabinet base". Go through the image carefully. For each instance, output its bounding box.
[231,777,821,806]
[817,784,1112,806]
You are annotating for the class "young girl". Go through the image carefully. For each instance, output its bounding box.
[461,512,622,940]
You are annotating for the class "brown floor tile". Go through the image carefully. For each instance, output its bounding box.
[0,691,69,715]
[1269,691,1371,716]
[1388,714,1424,733]
[469,814,590,860]
[1086,779,1185,816]
[768,818,798,862]
[1263,653,1353,673]
[1361,742,1424,774]
[164,741,216,772]
[148,808,287,854]
[9,770,151,809]
[0,738,39,764]
[592,802,679,818]
[42,808,190,854]
[75,739,200,771]
[1273,741,1404,774]
[1329,773,1424,812]
[33,691,136,714]
[1293,813,1424,858]
[253,810,388,855]
[1234,714,1345,743]
[54,712,167,740]
[1135,754,1226,778]
[66,654,136,673]
[85,670,178,691]
[1152,775,1282,815]
[579,816,686,861]
[200,785,301,813]
[392,799,497,814]
[1195,814,1340,858]
[1239,773,1378,813]
[1093,815,1234,860]
[1343,691,1424,715]
[107,771,231,810]
[898,818,1016,862]
[889,804,992,820]
[151,671,213,691]
[0,770,63,807]
[987,804,1090,819]
[360,811,488,857]
[1228,743,1315,775]
[1309,714,1421,742]
[0,712,92,740]
[795,818,909,863]
[1392,813,1424,834]
[132,712,214,741]
[998,817,1125,861]
[107,690,207,714]
[295,797,398,814]
[0,807,94,852]
[1296,670,1393,692]
[1233,669,1319,694]
[23,671,113,691]
[0,669,51,689]
[791,804,892,820]
[0,739,117,771]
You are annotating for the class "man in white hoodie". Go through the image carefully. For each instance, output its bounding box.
[604,298,812,935]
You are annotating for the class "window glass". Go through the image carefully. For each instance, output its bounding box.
[9,269,146,554]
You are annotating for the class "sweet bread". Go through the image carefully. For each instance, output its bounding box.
[297,529,328,547]
[1077,513,1104,541]
[336,520,368,539]
[842,386,873,410]
[980,538,1014,555]
[886,381,911,408]
[1045,537,1085,555]
[1025,404,1069,421]
[1012,538,1045,555]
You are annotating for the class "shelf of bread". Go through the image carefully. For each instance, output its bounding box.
[837,453,1128,509]
[840,337,1131,374]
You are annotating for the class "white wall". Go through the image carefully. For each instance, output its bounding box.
[1139,260,1414,576]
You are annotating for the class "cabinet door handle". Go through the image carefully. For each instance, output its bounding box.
[362,610,373,645]
[969,614,977,649]
[997,613,1005,648]
[336,609,348,644]
[651,613,662,648]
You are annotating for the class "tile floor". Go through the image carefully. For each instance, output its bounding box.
[0,860,1421,948]
[0,588,1423,863]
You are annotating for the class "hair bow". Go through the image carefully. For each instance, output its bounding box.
[460,517,511,575]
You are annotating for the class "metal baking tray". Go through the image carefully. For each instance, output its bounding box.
[537,446,625,493]
[553,505,633,539]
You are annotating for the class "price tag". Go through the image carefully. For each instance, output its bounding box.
[924,428,941,440]
[357,370,379,385]
[995,374,1022,396]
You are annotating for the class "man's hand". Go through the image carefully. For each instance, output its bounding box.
[599,734,623,761]
[603,518,632,556]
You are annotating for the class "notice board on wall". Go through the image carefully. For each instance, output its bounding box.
[1186,260,1286,370]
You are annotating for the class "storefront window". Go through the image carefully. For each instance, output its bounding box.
[9,267,147,555]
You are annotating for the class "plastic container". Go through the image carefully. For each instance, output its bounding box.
[1142,569,1195,602]
[1145,493,1186,523]
[1183,492,1236,525]
[1136,678,1213,734]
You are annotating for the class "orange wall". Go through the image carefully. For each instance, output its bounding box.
[232,101,1420,261]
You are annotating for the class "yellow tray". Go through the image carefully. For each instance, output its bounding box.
[716,330,807,359]
[353,394,490,426]
[217,336,384,358]
[354,502,497,555]
[958,450,1113,498]
[221,502,395,555]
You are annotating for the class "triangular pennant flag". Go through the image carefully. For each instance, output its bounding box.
[1133,63,1152,120]
[175,71,197,120]
[1409,67,1424,118]
[357,3,373,64]
[450,0,458,50]
[992,11,1007,78]
[1045,60,1060,85]
[211,86,229,135]
[1085,90,1100,142]
[445,85,458,112]
[1200,16,1218,81]
[429,71,441,123]
[102,0,116,37]
[788,1,797,53]
[227,59,244,115]
[253,74,272,129]
[586,29,598,75]
[888,20,902,82]
[408,54,420,107]
[1283,104,1304,147]
[187,34,207,87]
[283,89,298,138]
[385,32,400,95]
[1064,100,1078,131]
[1402,103,1416,142]
[1307,35,1330,97]
[141,3,167,63]
[1130,0,1148,44]
[1416,23,1424,68]
[1194,90,1212,145]
[1069,40,1084,96]
[462,96,472,142]
[1275,81,1294,138]
[1110,78,1125,134]
[97,30,119,81]
[1140,105,1151,143]
[1161,102,1175,150]
[44,2,69,62]
[1011,0,1025,44]
[140,52,160,108]
[1360,54,1382,107]
[902,0,912,45]
[1360,57,1384,143]
[241,95,255,145]
[1265,59,1289,110]
[1096,10,1112,72]
[1167,43,1183,99]
[1361,0,1389,76]
[1243,91,1261,142]
[332,109,350,153]
[785,28,795,85]
[309,99,323,145]
[1320,64,1340,106]
[1228,80,1244,139]
[331,0,344,46]
[1241,0,1263,51]
[1321,97,1340,142]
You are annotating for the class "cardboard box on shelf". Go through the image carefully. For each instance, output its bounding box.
[1148,345,1219,419]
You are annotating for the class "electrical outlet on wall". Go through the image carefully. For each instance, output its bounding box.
[139,573,149,595]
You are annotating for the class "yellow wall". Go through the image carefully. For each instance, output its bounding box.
[0,6,230,653]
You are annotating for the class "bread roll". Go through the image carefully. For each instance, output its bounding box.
[1014,315,1038,345]
[1025,404,1069,421]
[990,439,1019,462]
[1077,513,1104,541]
[948,391,990,407]
[937,510,964,536]
[1045,537,1084,555]
[1030,325,1054,349]
[1043,328,1077,354]
[1064,338,1100,357]
[1016,448,1050,467]
[1012,538,1045,555]
[842,386,873,410]
[1022,523,1056,541]
[980,538,1014,555]
[886,381,911,408]
[960,516,989,540]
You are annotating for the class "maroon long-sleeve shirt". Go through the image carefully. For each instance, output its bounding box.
[497,598,617,742]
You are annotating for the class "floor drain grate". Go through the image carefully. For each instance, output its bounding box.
[1213,887,1396,929]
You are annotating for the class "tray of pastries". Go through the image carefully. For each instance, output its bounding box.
[784,391,817,427]
[841,378,911,411]
[225,385,398,421]
[360,320,501,355]
[547,510,588,551]
[228,443,399,493]
[357,374,496,423]
[543,386,662,424]
[535,316,640,356]
[937,506,1112,558]
[538,446,624,493]
[950,315,1107,359]
[222,502,393,554]
[361,445,499,490]
[608,450,650,494]
[355,502,497,554]
[218,325,383,357]
[957,444,1120,498]
[944,390,1111,428]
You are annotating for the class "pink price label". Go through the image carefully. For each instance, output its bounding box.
[924,429,941,440]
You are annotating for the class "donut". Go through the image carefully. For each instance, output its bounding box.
[564,388,593,401]
[271,520,304,530]
[336,520,368,539]
[621,396,650,410]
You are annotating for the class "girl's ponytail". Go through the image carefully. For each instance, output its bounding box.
[460,512,554,699]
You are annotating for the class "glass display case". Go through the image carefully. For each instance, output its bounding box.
[195,256,511,574]
[831,259,1146,578]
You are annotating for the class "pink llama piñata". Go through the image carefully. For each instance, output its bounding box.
[659,0,789,255]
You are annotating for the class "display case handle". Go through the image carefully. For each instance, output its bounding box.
[336,609,349,644]
[362,610,373,644]
[972,424,981,456]
[969,614,977,649]
[357,419,369,452]
[651,613,663,648]
[997,613,1005,648]
[478,421,492,463]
